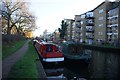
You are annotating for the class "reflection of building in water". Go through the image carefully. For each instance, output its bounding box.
[90,51,120,79]
[104,53,119,79]
[90,51,105,78]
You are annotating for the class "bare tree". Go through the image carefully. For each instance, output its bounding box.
[1,0,36,36]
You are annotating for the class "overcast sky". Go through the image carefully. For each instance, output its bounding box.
[26,0,115,36]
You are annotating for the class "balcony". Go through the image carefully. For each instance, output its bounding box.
[76,31,81,34]
[86,23,94,26]
[75,24,81,28]
[107,15,118,20]
[86,28,94,32]
[107,25,112,28]
[86,19,94,26]
[113,33,118,35]
[86,16,94,19]
[108,24,118,27]
[107,32,112,35]
[86,35,94,39]
[86,12,94,19]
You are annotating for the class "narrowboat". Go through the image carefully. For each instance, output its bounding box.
[35,41,64,63]
[62,41,91,61]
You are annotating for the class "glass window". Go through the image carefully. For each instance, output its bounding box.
[98,17,103,20]
[98,32,103,35]
[81,14,85,18]
[99,9,104,13]
[46,45,53,52]
[81,21,83,24]
[98,24,103,27]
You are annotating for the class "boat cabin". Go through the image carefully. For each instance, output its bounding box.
[35,41,64,62]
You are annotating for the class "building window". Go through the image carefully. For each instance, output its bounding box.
[98,32,103,35]
[81,21,83,24]
[97,39,103,42]
[98,24,103,27]
[99,9,104,13]
[80,34,83,36]
[98,17,103,20]
[81,14,85,19]
[81,27,83,30]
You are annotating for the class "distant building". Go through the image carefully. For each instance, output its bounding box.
[53,30,60,42]
[43,29,52,41]
[64,19,74,41]
[74,15,81,42]
[79,14,86,43]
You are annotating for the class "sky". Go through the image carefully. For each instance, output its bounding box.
[26,0,115,37]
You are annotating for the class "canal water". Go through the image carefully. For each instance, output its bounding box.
[42,50,120,80]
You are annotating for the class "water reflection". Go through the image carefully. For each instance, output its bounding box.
[64,61,89,80]
[43,61,88,80]
[43,62,66,80]
[89,50,120,80]
[41,50,120,80]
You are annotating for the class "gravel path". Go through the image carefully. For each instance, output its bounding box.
[2,40,30,78]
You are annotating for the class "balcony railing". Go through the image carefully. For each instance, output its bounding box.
[86,23,94,26]
[86,19,94,26]
[86,12,94,19]
[107,24,118,27]
[86,16,94,19]
[86,35,94,39]
[107,15,118,19]
[86,28,94,32]
[76,31,81,34]
[76,24,81,28]
[107,33,112,35]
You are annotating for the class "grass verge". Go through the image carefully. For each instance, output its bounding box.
[7,41,39,79]
[2,40,26,59]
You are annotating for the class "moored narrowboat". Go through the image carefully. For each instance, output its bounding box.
[62,41,91,61]
[35,41,64,63]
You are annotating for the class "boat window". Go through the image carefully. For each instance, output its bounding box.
[56,46,59,51]
[46,45,53,52]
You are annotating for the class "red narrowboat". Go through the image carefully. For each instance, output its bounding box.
[35,41,64,62]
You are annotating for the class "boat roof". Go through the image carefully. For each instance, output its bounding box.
[40,42,58,46]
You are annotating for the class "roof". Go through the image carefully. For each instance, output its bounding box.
[40,42,58,46]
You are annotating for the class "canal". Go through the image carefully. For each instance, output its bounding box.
[41,49,120,80]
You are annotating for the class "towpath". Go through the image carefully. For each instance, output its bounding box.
[2,40,30,78]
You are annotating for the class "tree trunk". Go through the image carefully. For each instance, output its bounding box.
[7,14,11,42]
[7,15,11,35]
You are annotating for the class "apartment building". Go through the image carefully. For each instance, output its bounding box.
[85,11,95,44]
[106,2,120,44]
[65,1,120,45]
[72,21,76,40]
[93,2,107,43]
[72,14,86,43]
[93,1,120,44]
[74,15,81,42]
[64,19,74,41]
[73,12,94,44]
[79,14,86,43]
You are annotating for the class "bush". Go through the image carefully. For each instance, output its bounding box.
[2,34,25,43]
